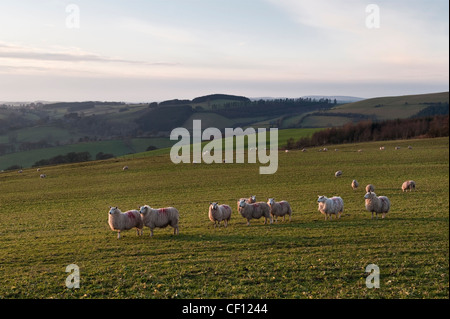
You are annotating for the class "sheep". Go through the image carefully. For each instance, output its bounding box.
[238,200,272,226]
[395,146,401,150]
[236,195,256,213]
[351,179,359,190]
[402,180,416,192]
[123,166,129,170]
[364,192,390,219]
[208,202,232,228]
[317,196,344,220]
[267,198,292,222]
[379,146,385,151]
[139,205,179,237]
[365,184,375,193]
[40,174,46,178]
[335,170,343,177]
[108,207,143,239]
[408,145,413,150]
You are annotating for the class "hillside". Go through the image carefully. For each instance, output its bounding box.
[1,92,448,170]
[299,92,449,128]
[0,136,448,298]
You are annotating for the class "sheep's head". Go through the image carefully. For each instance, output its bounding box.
[109,206,119,214]
[364,192,376,199]
[139,205,150,215]
[210,202,219,210]
[239,199,247,207]
[268,198,275,206]
[317,195,327,203]
[250,195,256,203]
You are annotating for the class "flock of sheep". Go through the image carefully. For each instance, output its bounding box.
[108,178,416,238]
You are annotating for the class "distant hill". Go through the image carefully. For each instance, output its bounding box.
[299,92,449,128]
[302,95,365,104]
[1,91,448,170]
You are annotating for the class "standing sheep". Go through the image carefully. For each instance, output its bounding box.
[365,184,375,193]
[317,196,344,220]
[364,192,390,219]
[267,198,292,222]
[402,180,416,192]
[335,170,343,177]
[208,202,232,228]
[139,205,179,237]
[108,207,143,239]
[351,180,359,190]
[238,200,272,226]
[236,195,256,213]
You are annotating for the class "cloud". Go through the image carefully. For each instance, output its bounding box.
[0,42,180,66]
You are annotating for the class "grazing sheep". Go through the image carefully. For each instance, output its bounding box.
[335,170,343,177]
[395,146,401,150]
[139,205,179,237]
[402,180,416,192]
[238,200,272,226]
[208,202,232,228]
[379,146,385,151]
[237,195,256,213]
[302,148,307,152]
[317,196,344,220]
[365,184,375,193]
[108,207,143,239]
[123,166,129,170]
[267,198,292,222]
[351,179,359,190]
[364,192,390,219]
[40,174,46,178]
[408,145,413,150]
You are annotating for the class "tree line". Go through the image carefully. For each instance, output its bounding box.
[286,115,449,149]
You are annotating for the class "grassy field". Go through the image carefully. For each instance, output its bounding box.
[299,92,449,127]
[0,136,448,299]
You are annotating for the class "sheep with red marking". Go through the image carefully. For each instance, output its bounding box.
[139,205,179,237]
[238,200,272,226]
[317,196,344,221]
[108,207,143,239]
[208,202,232,228]
[267,198,292,222]
[236,195,256,213]
[364,192,391,219]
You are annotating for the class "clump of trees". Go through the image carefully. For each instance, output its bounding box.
[286,115,449,149]
[32,152,91,167]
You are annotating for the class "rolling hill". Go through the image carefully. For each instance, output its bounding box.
[1,92,448,170]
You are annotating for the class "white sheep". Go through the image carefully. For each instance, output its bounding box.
[123,166,129,170]
[267,198,292,222]
[108,207,143,239]
[379,146,385,151]
[317,196,344,221]
[364,191,390,219]
[365,184,375,193]
[335,170,343,177]
[40,174,46,178]
[238,200,272,226]
[236,195,256,213]
[139,205,179,237]
[208,202,232,228]
[351,179,359,190]
[402,180,416,192]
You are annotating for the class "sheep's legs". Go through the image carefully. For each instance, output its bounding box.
[117,231,121,239]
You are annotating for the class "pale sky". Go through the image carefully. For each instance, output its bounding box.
[0,0,448,102]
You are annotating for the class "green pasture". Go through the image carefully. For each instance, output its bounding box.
[0,137,448,299]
